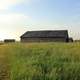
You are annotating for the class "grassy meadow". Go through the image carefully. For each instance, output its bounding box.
[0,42,80,80]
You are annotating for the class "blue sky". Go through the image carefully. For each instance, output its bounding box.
[0,0,80,40]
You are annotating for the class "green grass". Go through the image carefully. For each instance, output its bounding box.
[0,42,80,80]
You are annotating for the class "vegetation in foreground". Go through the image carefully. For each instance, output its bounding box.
[0,42,80,80]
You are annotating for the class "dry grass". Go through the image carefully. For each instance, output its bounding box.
[0,44,10,80]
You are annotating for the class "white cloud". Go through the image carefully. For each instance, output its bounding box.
[0,13,31,40]
[0,0,21,10]
[0,0,34,10]
[0,13,30,24]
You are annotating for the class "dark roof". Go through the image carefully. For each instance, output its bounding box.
[20,30,69,38]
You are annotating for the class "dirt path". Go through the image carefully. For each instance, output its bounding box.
[0,55,10,80]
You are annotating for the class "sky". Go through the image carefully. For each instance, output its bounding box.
[0,0,80,40]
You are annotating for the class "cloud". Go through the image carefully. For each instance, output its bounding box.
[0,13,32,30]
[0,0,21,10]
[0,0,33,10]
[0,13,29,24]
[0,13,31,40]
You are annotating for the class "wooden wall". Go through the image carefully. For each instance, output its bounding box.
[21,37,68,42]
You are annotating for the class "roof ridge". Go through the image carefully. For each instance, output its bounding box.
[27,30,68,32]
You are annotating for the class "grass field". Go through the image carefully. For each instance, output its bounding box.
[0,42,80,80]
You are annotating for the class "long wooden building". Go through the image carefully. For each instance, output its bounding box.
[20,30,69,42]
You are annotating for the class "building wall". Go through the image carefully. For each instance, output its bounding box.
[21,37,68,42]
[4,39,15,43]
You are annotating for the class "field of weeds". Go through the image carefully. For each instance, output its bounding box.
[0,42,80,80]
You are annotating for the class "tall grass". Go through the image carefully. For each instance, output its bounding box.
[1,42,80,80]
